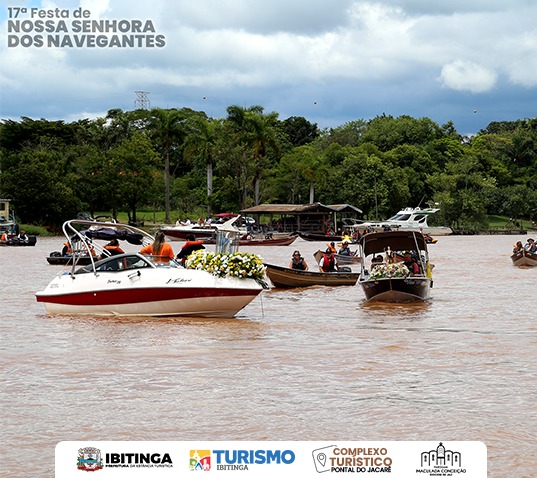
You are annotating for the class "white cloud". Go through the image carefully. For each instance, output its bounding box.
[1,0,537,133]
[440,60,497,93]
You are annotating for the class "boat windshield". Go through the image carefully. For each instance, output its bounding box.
[389,214,411,221]
[74,254,154,274]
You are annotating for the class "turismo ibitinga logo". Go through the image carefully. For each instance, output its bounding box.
[190,450,211,471]
[189,448,295,471]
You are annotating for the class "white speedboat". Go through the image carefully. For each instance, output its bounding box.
[36,220,264,318]
[160,215,248,241]
[353,207,453,236]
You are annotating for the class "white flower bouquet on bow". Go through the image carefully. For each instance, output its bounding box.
[186,250,266,281]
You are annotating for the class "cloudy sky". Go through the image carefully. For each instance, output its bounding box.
[1,0,536,135]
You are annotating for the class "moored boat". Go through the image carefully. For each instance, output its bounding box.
[353,207,452,236]
[47,253,93,266]
[358,230,433,302]
[36,220,265,317]
[160,215,248,241]
[298,231,342,242]
[0,198,37,246]
[264,263,359,288]
[204,234,298,247]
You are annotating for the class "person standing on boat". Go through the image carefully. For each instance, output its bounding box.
[319,248,338,272]
[290,251,309,271]
[140,230,175,263]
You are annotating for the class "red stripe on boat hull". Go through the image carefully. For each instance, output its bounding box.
[36,287,261,306]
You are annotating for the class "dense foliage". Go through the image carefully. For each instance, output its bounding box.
[1,109,536,229]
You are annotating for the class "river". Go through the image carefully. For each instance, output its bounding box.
[0,234,535,477]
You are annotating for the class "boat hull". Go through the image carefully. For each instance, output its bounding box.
[46,254,93,265]
[161,227,217,240]
[298,232,343,242]
[359,276,431,302]
[511,250,537,267]
[204,235,298,246]
[36,268,262,317]
[265,263,359,288]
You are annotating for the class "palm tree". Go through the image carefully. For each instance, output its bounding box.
[144,108,189,222]
[183,115,221,216]
[226,105,280,206]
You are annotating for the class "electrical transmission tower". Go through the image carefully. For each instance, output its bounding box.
[134,91,150,110]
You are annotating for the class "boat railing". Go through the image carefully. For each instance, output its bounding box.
[62,219,155,275]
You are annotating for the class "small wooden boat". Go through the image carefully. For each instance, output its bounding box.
[298,231,342,242]
[205,234,297,247]
[264,263,360,288]
[357,230,433,302]
[511,250,537,267]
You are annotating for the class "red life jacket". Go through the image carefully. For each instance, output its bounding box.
[321,254,335,271]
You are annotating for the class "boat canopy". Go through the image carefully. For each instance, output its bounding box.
[77,227,145,245]
[359,231,427,256]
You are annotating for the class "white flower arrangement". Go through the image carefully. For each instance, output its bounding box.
[370,262,410,279]
[185,250,266,281]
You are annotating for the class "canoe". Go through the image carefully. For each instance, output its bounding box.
[203,235,298,246]
[264,263,359,288]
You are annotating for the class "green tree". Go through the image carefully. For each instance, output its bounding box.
[1,147,81,225]
[362,115,443,152]
[280,116,320,147]
[107,132,160,223]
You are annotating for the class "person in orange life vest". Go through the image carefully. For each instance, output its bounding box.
[402,252,420,275]
[140,230,175,263]
[61,241,72,256]
[98,238,125,260]
[512,241,523,253]
[176,234,205,265]
[319,248,338,272]
[104,239,124,256]
[326,242,337,253]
